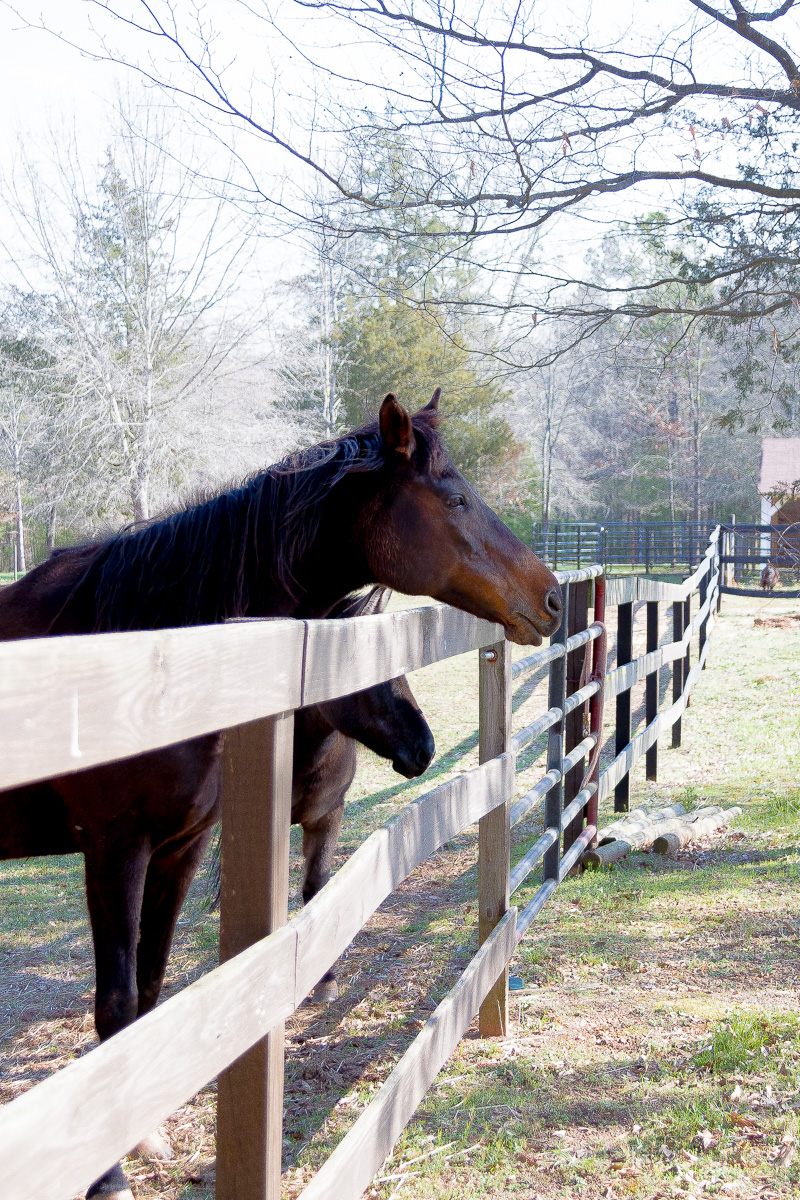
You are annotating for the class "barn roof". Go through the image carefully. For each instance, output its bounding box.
[759,438,800,493]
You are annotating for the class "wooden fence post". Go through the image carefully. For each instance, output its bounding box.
[563,579,590,851]
[672,601,684,748]
[645,600,659,781]
[217,712,294,1200]
[614,600,633,812]
[477,638,512,1038]
[544,583,569,881]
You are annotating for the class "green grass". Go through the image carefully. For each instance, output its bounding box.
[693,1012,800,1077]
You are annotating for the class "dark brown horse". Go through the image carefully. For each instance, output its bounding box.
[0,391,560,1198]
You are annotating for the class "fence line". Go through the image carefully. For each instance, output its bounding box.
[532,520,718,573]
[0,532,721,1200]
[0,605,500,792]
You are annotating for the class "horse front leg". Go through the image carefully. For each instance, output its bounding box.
[136,828,214,1016]
[301,803,345,1002]
[131,827,214,1160]
[83,836,150,1200]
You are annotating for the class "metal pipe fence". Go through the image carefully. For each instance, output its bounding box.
[533,521,719,573]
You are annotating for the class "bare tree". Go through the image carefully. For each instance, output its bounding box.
[0,335,44,571]
[275,224,358,437]
[2,97,262,524]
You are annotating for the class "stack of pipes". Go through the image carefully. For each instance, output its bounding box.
[582,803,742,867]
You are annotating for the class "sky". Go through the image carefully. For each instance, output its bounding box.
[0,2,311,297]
[0,4,120,153]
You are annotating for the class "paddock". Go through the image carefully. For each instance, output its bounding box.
[5,529,795,1200]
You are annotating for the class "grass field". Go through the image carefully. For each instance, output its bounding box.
[1,592,799,1199]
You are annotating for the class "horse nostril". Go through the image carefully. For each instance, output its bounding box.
[544,585,563,620]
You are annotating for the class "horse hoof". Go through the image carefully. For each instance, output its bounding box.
[133,1129,175,1160]
[86,1161,134,1198]
[313,978,339,1003]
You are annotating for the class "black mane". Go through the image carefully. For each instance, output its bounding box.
[62,412,445,633]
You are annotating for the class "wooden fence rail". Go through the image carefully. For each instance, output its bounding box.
[0,532,721,1200]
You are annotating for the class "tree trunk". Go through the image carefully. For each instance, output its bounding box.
[541,366,554,558]
[14,466,26,573]
[132,373,154,524]
[693,410,701,525]
[46,503,58,554]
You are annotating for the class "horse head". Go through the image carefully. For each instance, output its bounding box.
[356,390,562,646]
[316,587,435,778]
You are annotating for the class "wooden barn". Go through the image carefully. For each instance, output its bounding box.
[759,438,800,561]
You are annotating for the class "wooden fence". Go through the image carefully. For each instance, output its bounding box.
[0,530,720,1200]
[601,528,720,811]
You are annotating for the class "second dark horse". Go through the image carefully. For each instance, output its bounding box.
[209,586,435,1002]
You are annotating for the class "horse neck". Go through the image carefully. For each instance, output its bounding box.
[60,469,375,633]
[292,706,346,789]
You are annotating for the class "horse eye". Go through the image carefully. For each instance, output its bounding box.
[446,494,466,508]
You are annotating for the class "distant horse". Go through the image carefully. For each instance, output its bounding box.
[0,390,561,1199]
[761,560,779,592]
[209,586,435,1003]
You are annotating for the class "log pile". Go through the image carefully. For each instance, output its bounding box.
[582,802,741,868]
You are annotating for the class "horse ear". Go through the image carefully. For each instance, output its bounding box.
[414,387,441,425]
[379,393,415,458]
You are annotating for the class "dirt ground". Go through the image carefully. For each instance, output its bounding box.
[1,592,799,1199]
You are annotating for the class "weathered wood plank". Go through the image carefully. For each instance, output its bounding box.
[292,750,516,1003]
[217,713,294,1200]
[0,620,303,791]
[302,604,501,706]
[614,600,633,811]
[0,603,499,792]
[0,924,299,1200]
[604,576,637,606]
[604,582,717,700]
[646,600,659,781]
[478,640,512,1037]
[563,579,590,851]
[297,910,518,1200]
